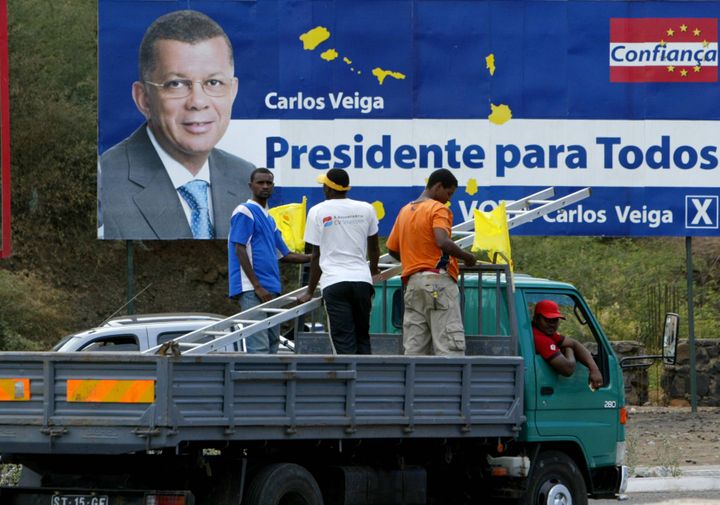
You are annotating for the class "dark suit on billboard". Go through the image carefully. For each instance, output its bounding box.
[99,126,254,240]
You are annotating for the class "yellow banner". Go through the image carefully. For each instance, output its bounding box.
[67,379,155,403]
[0,378,30,401]
[269,197,307,253]
[472,201,513,270]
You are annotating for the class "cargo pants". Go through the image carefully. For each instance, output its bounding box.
[402,271,466,356]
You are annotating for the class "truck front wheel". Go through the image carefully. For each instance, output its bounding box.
[525,451,587,505]
[245,463,323,505]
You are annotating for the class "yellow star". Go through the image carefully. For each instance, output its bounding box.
[694,66,701,73]
[693,28,701,36]
[680,24,688,32]
[680,69,688,77]
[667,65,675,72]
[666,28,675,37]
[703,40,709,48]
[659,39,666,47]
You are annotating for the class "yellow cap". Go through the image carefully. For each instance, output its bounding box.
[316,174,350,192]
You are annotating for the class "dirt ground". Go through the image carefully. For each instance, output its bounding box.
[625,406,720,469]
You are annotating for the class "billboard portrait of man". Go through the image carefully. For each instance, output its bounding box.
[99,10,254,240]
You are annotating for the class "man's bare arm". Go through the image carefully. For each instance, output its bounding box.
[562,337,604,388]
[547,346,576,377]
[280,252,311,264]
[367,234,380,276]
[432,228,476,266]
[235,243,273,302]
[297,245,321,304]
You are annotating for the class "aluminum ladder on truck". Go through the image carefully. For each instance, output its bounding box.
[144,187,591,356]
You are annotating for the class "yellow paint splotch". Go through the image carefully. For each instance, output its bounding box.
[485,54,496,76]
[343,57,352,65]
[300,26,331,50]
[488,103,512,125]
[465,178,478,196]
[372,67,406,85]
[372,201,386,220]
[321,49,339,61]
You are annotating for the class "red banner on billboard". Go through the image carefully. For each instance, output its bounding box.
[0,0,10,258]
[610,18,719,83]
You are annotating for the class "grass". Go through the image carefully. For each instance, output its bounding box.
[656,439,683,477]
[625,431,682,477]
[625,431,638,475]
[646,362,666,406]
[0,464,21,486]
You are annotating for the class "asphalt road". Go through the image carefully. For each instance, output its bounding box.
[595,491,720,504]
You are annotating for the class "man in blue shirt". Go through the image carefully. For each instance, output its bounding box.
[228,168,310,353]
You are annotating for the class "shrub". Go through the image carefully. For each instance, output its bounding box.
[0,270,73,349]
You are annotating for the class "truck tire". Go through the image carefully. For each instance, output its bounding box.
[245,463,323,505]
[525,451,587,505]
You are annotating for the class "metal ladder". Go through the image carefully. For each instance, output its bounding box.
[144,187,590,355]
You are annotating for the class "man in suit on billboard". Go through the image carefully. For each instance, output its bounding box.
[99,10,254,240]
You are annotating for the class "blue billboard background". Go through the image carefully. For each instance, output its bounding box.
[99,0,720,237]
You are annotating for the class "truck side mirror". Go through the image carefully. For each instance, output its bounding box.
[662,312,680,365]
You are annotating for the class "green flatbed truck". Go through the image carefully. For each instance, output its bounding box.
[0,264,674,504]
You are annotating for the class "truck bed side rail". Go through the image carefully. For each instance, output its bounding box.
[0,353,523,455]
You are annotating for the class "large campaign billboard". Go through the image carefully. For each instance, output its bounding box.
[98,0,720,239]
[0,0,9,258]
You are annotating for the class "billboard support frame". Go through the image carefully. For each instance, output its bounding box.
[127,241,135,315]
[0,0,10,259]
[685,237,698,413]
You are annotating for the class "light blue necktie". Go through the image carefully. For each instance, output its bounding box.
[178,180,215,239]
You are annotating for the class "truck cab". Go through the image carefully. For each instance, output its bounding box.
[368,269,626,501]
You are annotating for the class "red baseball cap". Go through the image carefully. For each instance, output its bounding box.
[534,300,566,320]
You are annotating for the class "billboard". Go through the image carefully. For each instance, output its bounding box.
[0,0,9,258]
[98,0,720,239]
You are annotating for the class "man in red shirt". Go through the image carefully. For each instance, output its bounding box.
[532,300,604,390]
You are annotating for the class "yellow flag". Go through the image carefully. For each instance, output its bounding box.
[472,202,513,270]
[269,196,307,253]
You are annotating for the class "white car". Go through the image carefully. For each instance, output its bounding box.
[52,313,295,353]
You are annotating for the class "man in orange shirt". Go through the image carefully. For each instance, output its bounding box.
[386,169,476,356]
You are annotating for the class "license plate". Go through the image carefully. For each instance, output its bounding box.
[51,495,109,505]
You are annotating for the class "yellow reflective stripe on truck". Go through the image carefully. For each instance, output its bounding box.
[66,379,155,403]
[0,378,30,400]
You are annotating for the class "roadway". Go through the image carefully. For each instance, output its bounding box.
[595,465,720,504]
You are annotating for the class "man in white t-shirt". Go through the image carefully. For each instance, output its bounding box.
[298,169,380,354]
